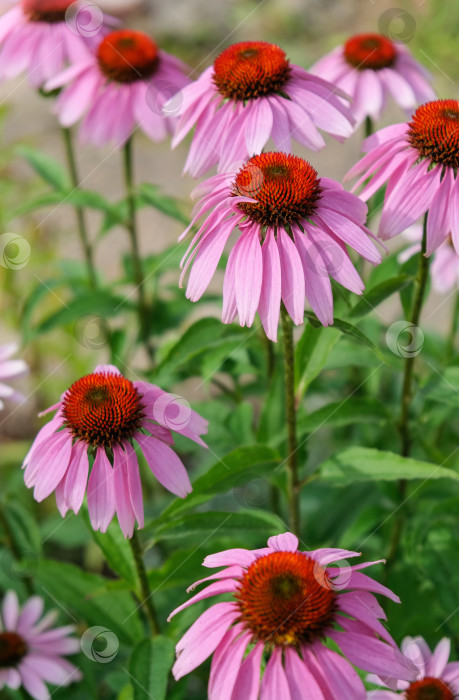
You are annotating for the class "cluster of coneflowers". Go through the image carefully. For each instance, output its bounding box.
[0,1,458,699]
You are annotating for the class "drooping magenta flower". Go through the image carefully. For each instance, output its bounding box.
[0,0,115,87]
[399,226,459,294]
[345,100,459,255]
[0,590,81,700]
[169,532,415,699]
[168,40,355,177]
[23,364,208,537]
[180,151,381,340]
[367,636,459,698]
[46,28,190,147]
[310,33,435,126]
[0,342,28,411]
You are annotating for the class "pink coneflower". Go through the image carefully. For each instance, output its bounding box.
[179,151,381,340]
[0,0,114,87]
[0,342,28,411]
[45,28,190,146]
[22,364,208,537]
[346,99,459,254]
[310,33,435,126]
[0,589,81,699]
[400,226,459,294]
[169,532,415,699]
[168,40,355,177]
[367,636,459,698]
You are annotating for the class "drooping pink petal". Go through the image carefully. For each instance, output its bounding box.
[87,448,115,533]
[209,624,249,700]
[267,532,299,552]
[234,225,263,327]
[277,228,306,325]
[284,648,324,699]
[231,642,263,700]
[136,433,192,498]
[258,227,281,341]
[260,648,291,700]
[113,444,136,538]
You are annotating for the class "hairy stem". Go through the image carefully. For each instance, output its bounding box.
[129,530,160,635]
[123,137,155,365]
[62,127,97,289]
[281,305,300,536]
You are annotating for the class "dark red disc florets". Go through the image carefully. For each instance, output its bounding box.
[97,30,159,84]
[233,152,321,227]
[235,551,336,646]
[0,632,28,668]
[62,372,144,447]
[344,33,397,70]
[405,677,455,700]
[408,99,459,169]
[213,41,291,101]
[22,0,73,22]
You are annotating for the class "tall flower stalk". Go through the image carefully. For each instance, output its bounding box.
[123,137,155,364]
[130,530,160,635]
[62,127,97,289]
[281,306,300,536]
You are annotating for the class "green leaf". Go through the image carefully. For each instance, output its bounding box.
[153,510,286,541]
[82,510,138,590]
[154,317,246,377]
[138,183,189,225]
[303,312,385,363]
[349,275,413,319]
[422,367,459,408]
[33,292,131,337]
[295,322,341,398]
[36,559,143,644]
[295,398,390,437]
[1,500,43,557]
[18,145,69,190]
[320,447,459,485]
[129,637,175,700]
[154,445,281,523]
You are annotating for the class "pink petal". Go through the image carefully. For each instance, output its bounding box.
[32,430,74,502]
[231,642,263,700]
[136,433,192,498]
[113,444,136,538]
[293,229,333,326]
[209,625,249,700]
[244,98,273,155]
[260,648,291,700]
[258,227,281,341]
[267,532,298,552]
[330,631,416,680]
[309,643,366,699]
[123,441,144,530]
[277,228,306,325]
[203,549,257,569]
[427,638,451,677]
[234,225,263,327]
[284,648,324,699]
[87,448,115,533]
[2,591,19,630]
[64,440,89,514]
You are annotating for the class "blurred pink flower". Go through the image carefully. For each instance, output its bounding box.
[169,532,415,700]
[168,40,355,177]
[46,28,190,146]
[0,0,115,87]
[179,151,381,340]
[0,589,81,700]
[346,99,459,254]
[367,636,459,698]
[310,33,434,126]
[0,342,28,411]
[23,364,208,537]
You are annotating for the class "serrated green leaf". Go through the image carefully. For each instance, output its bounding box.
[320,447,459,485]
[36,559,143,644]
[154,509,286,541]
[152,445,281,524]
[349,275,413,319]
[129,637,175,700]
[18,145,69,190]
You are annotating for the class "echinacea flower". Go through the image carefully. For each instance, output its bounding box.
[46,28,190,147]
[23,364,208,537]
[367,635,459,698]
[345,99,459,254]
[310,33,435,127]
[399,226,459,294]
[0,342,28,410]
[168,40,355,177]
[168,532,415,699]
[0,0,115,87]
[0,590,81,700]
[180,151,381,340]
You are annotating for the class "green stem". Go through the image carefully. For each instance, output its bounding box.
[129,530,160,636]
[364,115,374,139]
[446,291,459,361]
[388,213,430,568]
[123,137,155,365]
[281,305,300,536]
[61,127,97,289]
[398,213,430,458]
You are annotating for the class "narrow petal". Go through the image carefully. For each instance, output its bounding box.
[113,445,136,538]
[330,631,416,680]
[87,448,115,533]
[284,648,324,699]
[277,227,306,324]
[234,225,263,327]
[63,440,89,514]
[136,433,192,498]
[244,98,273,155]
[231,642,263,700]
[260,648,291,700]
[209,625,249,700]
[267,532,299,552]
[258,227,281,341]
